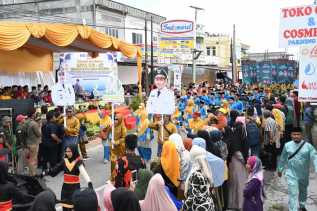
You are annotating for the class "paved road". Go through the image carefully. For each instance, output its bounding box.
[48,137,158,211]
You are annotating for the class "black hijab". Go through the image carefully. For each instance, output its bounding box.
[0,161,8,184]
[73,188,98,211]
[229,110,239,127]
[197,130,221,158]
[111,188,141,211]
[228,122,249,163]
[28,190,56,211]
[65,144,80,162]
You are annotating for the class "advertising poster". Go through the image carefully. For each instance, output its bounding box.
[146,68,175,115]
[279,4,317,48]
[168,65,183,90]
[242,61,296,85]
[159,20,194,64]
[60,52,124,103]
[299,45,317,102]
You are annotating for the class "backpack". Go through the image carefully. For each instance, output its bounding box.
[246,121,260,147]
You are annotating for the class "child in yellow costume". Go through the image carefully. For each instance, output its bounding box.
[137,110,152,162]
[111,114,127,179]
[98,110,112,164]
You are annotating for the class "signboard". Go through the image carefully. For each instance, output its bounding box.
[168,65,183,90]
[51,83,75,106]
[279,5,317,48]
[60,52,124,103]
[146,67,175,115]
[242,61,296,85]
[159,19,194,65]
[299,45,317,102]
[160,20,194,37]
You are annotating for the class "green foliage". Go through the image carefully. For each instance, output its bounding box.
[86,123,100,137]
[130,96,142,111]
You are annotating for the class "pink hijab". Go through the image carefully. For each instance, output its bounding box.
[103,183,116,211]
[140,174,177,211]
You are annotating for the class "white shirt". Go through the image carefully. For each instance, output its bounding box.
[146,87,175,115]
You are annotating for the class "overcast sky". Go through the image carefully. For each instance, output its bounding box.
[117,0,315,53]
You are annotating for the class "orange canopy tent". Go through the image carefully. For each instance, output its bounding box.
[0,22,143,96]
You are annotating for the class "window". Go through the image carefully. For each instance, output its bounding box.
[105,27,119,38]
[206,47,211,56]
[212,46,216,56]
[132,32,143,44]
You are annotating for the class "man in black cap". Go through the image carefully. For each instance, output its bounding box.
[278,127,317,211]
[146,68,175,115]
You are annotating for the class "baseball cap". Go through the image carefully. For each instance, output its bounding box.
[16,114,27,123]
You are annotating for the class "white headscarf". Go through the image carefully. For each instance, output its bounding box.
[185,145,213,195]
[169,133,191,180]
[169,133,190,162]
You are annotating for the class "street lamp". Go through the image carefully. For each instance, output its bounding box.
[189,5,204,83]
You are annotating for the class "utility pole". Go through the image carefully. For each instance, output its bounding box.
[144,16,149,95]
[232,24,237,83]
[150,16,154,84]
[189,5,204,83]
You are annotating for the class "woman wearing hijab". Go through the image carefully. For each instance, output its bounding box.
[209,129,230,210]
[160,141,180,196]
[169,133,191,181]
[229,110,239,128]
[103,182,116,211]
[197,130,221,160]
[28,190,57,211]
[243,156,264,211]
[183,138,193,151]
[111,188,141,211]
[134,169,153,200]
[192,138,225,188]
[227,122,249,210]
[183,145,215,211]
[192,137,225,210]
[44,144,93,211]
[140,173,177,211]
[0,161,34,211]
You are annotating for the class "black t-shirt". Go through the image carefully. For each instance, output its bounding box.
[42,122,58,146]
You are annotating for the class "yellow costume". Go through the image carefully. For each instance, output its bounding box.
[161,141,180,187]
[110,115,127,179]
[188,118,206,134]
[184,99,195,118]
[149,121,177,145]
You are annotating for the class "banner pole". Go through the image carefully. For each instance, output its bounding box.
[161,114,164,145]
[111,102,115,149]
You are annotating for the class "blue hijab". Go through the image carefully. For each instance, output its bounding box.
[192,138,225,187]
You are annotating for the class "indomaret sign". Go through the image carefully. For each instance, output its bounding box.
[279,5,317,48]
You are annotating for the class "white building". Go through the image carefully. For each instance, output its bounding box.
[0,0,166,85]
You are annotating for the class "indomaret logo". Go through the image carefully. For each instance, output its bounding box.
[161,20,194,34]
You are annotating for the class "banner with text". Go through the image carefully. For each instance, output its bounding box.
[279,5,317,48]
[299,45,317,102]
[61,53,124,103]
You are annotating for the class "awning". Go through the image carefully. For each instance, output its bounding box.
[0,22,142,94]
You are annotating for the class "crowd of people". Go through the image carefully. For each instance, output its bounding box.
[0,74,317,211]
[0,84,52,105]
